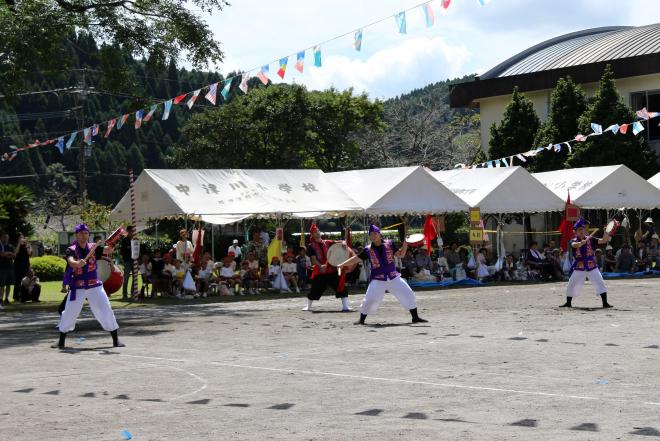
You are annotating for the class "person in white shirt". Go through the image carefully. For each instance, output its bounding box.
[175,229,194,263]
[228,239,242,262]
[282,254,300,293]
[138,254,153,297]
[217,257,240,294]
[260,229,270,247]
[196,254,214,297]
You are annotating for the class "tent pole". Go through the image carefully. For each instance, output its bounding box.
[211,223,215,262]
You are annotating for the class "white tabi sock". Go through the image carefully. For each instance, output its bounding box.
[341,297,350,309]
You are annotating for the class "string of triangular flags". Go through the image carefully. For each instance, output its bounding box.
[453,108,659,169]
[2,0,493,162]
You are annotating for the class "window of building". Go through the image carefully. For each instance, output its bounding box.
[630,91,660,141]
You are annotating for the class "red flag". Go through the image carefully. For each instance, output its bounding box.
[423,215,437,252]
[173,93,188,105]
[192,224,203,268]
[559,192,573,252]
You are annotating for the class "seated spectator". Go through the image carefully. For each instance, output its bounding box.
[615,244,636,273]
[636,241,652,272]
[401,249,416,279]
[244,252,264,293]
[19,269,40,303]
[444,243,462,272]
[282,254,300,293]
[547,249,565,281]
[436,255,449,278]
[138,254,153,298]
[151,250,168,296]
[269,256,289,291]
[217,256,241,295]
[594,249,605,272]
[172,259,186,296]
[415,247,433,274]
[196,254,214,297]
[296,247,311,290]
[526,242,545,278]
[240,260,254,294]
[476,248,491,280]
[501,254,519,281]
[603,245,617,272]
[650,234,659,268]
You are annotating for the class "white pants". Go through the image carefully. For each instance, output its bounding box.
[566,268,607,298]
[360,276,417,315]
[59,285,119,333]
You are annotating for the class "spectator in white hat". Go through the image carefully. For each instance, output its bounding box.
[228,239,242,263]
[641,218,656,244]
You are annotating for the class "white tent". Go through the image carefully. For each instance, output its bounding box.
[326,166,469,214]
[533,165,660,209]
[650,172,660,190]
[431,166,565,213]
[111,169,362,225]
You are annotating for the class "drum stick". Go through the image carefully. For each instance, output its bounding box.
[83,242,100,262]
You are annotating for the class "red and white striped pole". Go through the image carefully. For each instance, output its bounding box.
[129,169,139,300]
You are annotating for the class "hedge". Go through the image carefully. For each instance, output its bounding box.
[30,255,67,282]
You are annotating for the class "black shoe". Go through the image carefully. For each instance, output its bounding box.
[559,302,572,308]
[602,303,613,309]
[412,317,428,323]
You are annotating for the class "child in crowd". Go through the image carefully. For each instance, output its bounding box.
[138,254,153,297]
[173,259,186,297]
[296,247,310,290]
[282,253,300,293]
[240,260,256,295]
[217,256,241,295]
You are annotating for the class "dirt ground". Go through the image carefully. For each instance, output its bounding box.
[1,278,660,441]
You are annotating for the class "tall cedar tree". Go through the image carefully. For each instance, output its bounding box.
[489,87,540,162]
[566,65,658,178]
[531,77,587,172]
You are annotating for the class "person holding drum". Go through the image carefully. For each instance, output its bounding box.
[560,218,613,309]
[53,223,124,349]
[338,224,427,325]
[303,223,352,312]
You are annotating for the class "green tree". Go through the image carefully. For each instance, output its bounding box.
[171,84,385,171]
[531,76,587,172]
[566,65,658,177]
[489,87,540,161]
[0,184,34,238]
[42,163,77,231]
[1,0,229,95]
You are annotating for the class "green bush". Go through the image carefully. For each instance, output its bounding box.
[30,255,67,282]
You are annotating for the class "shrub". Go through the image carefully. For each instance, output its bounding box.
[30,255,67,282]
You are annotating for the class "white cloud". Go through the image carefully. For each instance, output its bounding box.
[285,37,471,99]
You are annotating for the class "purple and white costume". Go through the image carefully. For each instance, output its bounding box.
[358,239,417,315]
[565,219,607,298]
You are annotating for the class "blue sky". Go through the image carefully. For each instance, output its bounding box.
[202,0,660,99]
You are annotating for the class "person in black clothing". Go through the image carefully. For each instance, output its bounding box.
[12,233,30,302]
[120,226,136,299]
[0,232,15,305]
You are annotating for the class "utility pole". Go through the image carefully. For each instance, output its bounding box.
[73,68,88,207]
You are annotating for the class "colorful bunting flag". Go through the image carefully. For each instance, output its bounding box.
[545,143,553,151]
[486,161,493,168]
[104,119,116,138]
[295,51,305,73]
[205,83,218,105]
[65,132,77,149]
[354,29,363,51]
[477,0,491,5]
[574,134,587,142]
[239,74,250,94]
[605,124,620,134]
[565,142,572,153]
[395,11,406,34]
[83,127,92,145]
[257,65,270,85]
[313,46,322,67]
[619,123,629,134]
[554,143,562,152]
[187,90,201,109]
[590,123,603,134]
[162,100,173,120]
[117,114,129,129]
[221,78,233,101]
[173,93,187,105]
[516,153,526,162]
[92,124,99,136]
[632,121,645,135]
[277,57,288,79]
[56,137,64,154]
[422,3,435,27]
[636,107,650,120]
[501,157,509,167]
[441,0,452,9]
[135,109,144,129]
[144,104,158,122]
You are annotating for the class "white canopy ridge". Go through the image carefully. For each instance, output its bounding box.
[533,165,660,209]
[649,172,660,190]
[432,166,565,213]
[326,166,469,214]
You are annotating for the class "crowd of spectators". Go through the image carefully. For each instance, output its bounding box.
[0,231,40,308]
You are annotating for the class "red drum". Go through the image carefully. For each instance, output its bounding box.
[604,219,620,237]
[327,243,358,274]
[97,260,124,295]
[406,233,425,248]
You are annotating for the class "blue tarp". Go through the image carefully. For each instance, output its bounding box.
[601,270,660,279]
[408,278,486,289]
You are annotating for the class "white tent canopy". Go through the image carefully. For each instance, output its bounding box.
[432,166,565,213]
[326,166,469,214]
[111,169,362,225]
[533,165,660,209]
[650,172,660,190]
